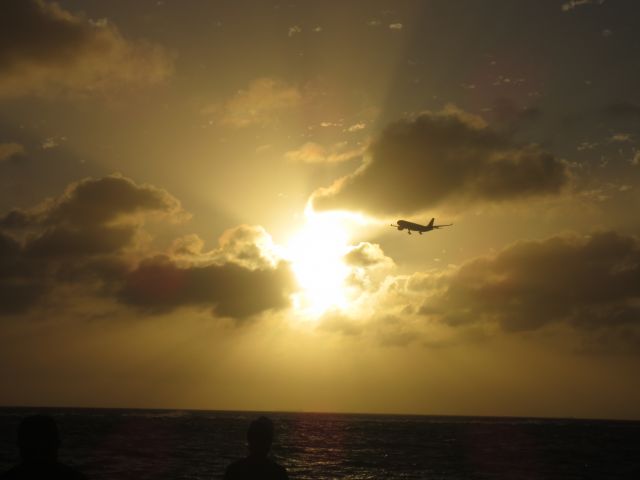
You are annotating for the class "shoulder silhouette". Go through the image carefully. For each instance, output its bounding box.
[224,416,288,480]
[1,414,87,480]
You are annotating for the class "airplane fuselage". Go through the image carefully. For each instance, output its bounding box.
[392,218,452,235]
[397,220,433,233]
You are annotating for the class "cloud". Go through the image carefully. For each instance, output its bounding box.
[0,174,184,314]
[120,224,295,318]
[206,78,302,127]
[25,224,138,258]
[389,23,403,30]
[0,142,25,162]
[345,122,366,132]
[313,107,569,216]
[577,141,598,151]
[0,176,295,319]
[320,121,342,128]
[216,224,282,270]
[344,242,392,268]
[561,0,604,12]
[422,231,640,337]
[285,142,327,163]
[119,255,295,319]
[610,133,632,143]
[285,141,364,164]
[1,174,185,230]
[319,231,640,352]
[288,25,302,37]
[0,0,173,98]
[344,242,395,292]
[42,136,66,149]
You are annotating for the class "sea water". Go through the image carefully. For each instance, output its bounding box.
[1,408,638,479]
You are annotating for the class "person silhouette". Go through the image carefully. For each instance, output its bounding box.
[1,414,87,480]
[224,416,288,480]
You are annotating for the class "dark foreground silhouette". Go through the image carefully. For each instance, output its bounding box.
[224,416,288,480]
[1,414,87,480]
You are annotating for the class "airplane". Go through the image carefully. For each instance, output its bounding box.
[390,218,453,235]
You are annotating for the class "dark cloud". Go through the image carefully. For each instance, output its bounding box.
[1,174,183,261]
[423,231,640,336]
[313,108,569,216]
[44,175,182,226]
[118,224,296,318]
[0,176,294,319]
[0,175,183,314]
[119,255,295,319]
[24,224,137,258]
[1,174,184,229]
[0,0,172,97]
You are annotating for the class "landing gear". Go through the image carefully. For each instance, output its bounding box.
[419,232,422,235]
[408,230,411,235]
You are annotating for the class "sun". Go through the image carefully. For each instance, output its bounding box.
[285,210,360,316]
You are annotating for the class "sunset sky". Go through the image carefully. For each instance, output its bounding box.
[2,0,640,420]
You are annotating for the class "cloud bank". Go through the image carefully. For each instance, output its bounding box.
[0,175,295,319]
[120,255,294,318]
[0,0,173,98]
[313,107,569,216]
[320,231,640,353]
[426,231,640,335]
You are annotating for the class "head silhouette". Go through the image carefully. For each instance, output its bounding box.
[17,414,60,464]
[246,416,274,458]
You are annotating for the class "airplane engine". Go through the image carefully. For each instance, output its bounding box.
[397,226,403,231]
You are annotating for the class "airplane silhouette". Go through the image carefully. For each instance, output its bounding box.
[390,218,453,235]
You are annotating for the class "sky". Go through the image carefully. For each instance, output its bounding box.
[1,0,640,420]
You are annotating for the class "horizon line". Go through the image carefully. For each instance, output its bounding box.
[1,404,638,423]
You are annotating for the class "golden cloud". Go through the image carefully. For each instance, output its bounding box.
[0,0,173,98]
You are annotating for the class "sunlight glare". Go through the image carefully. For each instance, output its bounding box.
[285,211,358,317]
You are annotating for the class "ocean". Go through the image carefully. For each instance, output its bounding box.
[0,408,638,479]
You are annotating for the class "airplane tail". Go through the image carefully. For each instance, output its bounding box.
[427,218,435,228]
